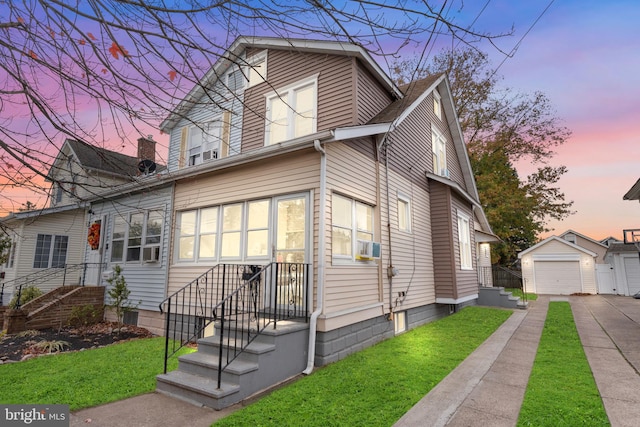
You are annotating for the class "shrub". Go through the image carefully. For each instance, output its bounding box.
[105,265,139,329]
[9,285,43,308]
[68,304,102,328]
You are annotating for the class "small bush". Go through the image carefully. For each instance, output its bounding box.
[9,286,43,308]
[68,304,102,328]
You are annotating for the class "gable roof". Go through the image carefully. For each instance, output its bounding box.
[160,36,402,132]
[518,235,598,258]
[559,229,608,249]
[47,139,141,181]
[624,178,640,201]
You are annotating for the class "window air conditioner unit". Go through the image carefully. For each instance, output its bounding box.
[356,240,381,261]
[143,245,161,263]
[203,149,219,161]
[442,169,451,178]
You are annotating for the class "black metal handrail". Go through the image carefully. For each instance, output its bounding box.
[159,262,310,385]
[491,265,527,304]
[0,262,104,308]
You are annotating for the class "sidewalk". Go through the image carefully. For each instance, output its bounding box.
[70,295,640,427]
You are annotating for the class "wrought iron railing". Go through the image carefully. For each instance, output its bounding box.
[159,262,310,385]
[0,263,104,308]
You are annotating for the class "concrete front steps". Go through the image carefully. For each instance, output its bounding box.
[156,320,309,410]
[478,286,528,310]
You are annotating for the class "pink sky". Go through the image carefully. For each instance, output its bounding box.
[4,1,639,242]
[470,0,640,241]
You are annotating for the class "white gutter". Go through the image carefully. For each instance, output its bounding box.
[304,139,327,375]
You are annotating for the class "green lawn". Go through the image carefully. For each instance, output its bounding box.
[214,306,512,427]
[505,288,538,301]
[517,302,608,426]
[0,337,191,410]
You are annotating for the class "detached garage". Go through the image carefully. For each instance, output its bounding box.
[519,236,597,295]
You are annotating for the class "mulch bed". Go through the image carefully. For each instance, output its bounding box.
[0,322,153,364]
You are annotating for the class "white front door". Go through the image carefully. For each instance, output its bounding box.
[84,215,106,285]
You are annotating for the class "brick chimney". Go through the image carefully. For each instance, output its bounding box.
[137,135,156,162]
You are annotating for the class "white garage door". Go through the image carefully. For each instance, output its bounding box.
[534,261,582,295]
[624,256,640,295]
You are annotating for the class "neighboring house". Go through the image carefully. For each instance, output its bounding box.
[604,243,640,296]
[518,235,598,295]
[47,137,158,208]
[0,137,162,305]
[158,36,496,371]
[600,236,622,248]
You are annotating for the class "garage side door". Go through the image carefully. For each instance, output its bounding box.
[534,261,582,295]
[624,257,640,295]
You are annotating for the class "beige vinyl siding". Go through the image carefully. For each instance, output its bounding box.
[431,90,464,185]
[430,183,456,299]
[168,149,320,297]
[324,142,379,315]
[571,235,608,263]
[242,50,357,152]
[384,167,436,309]
[451,194,477,299]
[356,64,395,124]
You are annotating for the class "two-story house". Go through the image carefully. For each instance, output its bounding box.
[0,137,160,305]
[148,36,497,408]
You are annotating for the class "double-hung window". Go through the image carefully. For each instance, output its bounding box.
[33,234,68,268]
[331,194,374,262]
[432,126,447,176]
[110,209,164,264]
[457,212,472,270]
[188,120,222,166]
[266,76,317,145]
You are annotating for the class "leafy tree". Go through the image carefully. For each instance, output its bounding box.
[393,48,574,263]
[0,1,510,211]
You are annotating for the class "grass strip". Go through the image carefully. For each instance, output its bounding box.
[517,302,608,426]
[505,288,538,301]
[215,306,512,427]
[0,337,191,410]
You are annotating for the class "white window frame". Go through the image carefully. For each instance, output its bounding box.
[109,209,164,265]
[397,193,411,233]
[176,199,272,264]
[33,234,68,269]
[457,212,473,270]
[331,193,375,264]
[188,120,222,166]
[433,88,442,119]
[247,51,267,87]
[432,126,447,176]
[265,75,318,146]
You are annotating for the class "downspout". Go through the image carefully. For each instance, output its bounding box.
[304,139,326,375]
[382,138,395,315]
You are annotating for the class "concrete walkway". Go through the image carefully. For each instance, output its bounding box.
[70,295,640,427]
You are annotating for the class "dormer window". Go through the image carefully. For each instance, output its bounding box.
[265,75,317,145]
[564,234,577,244]
[433,88,442,119]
